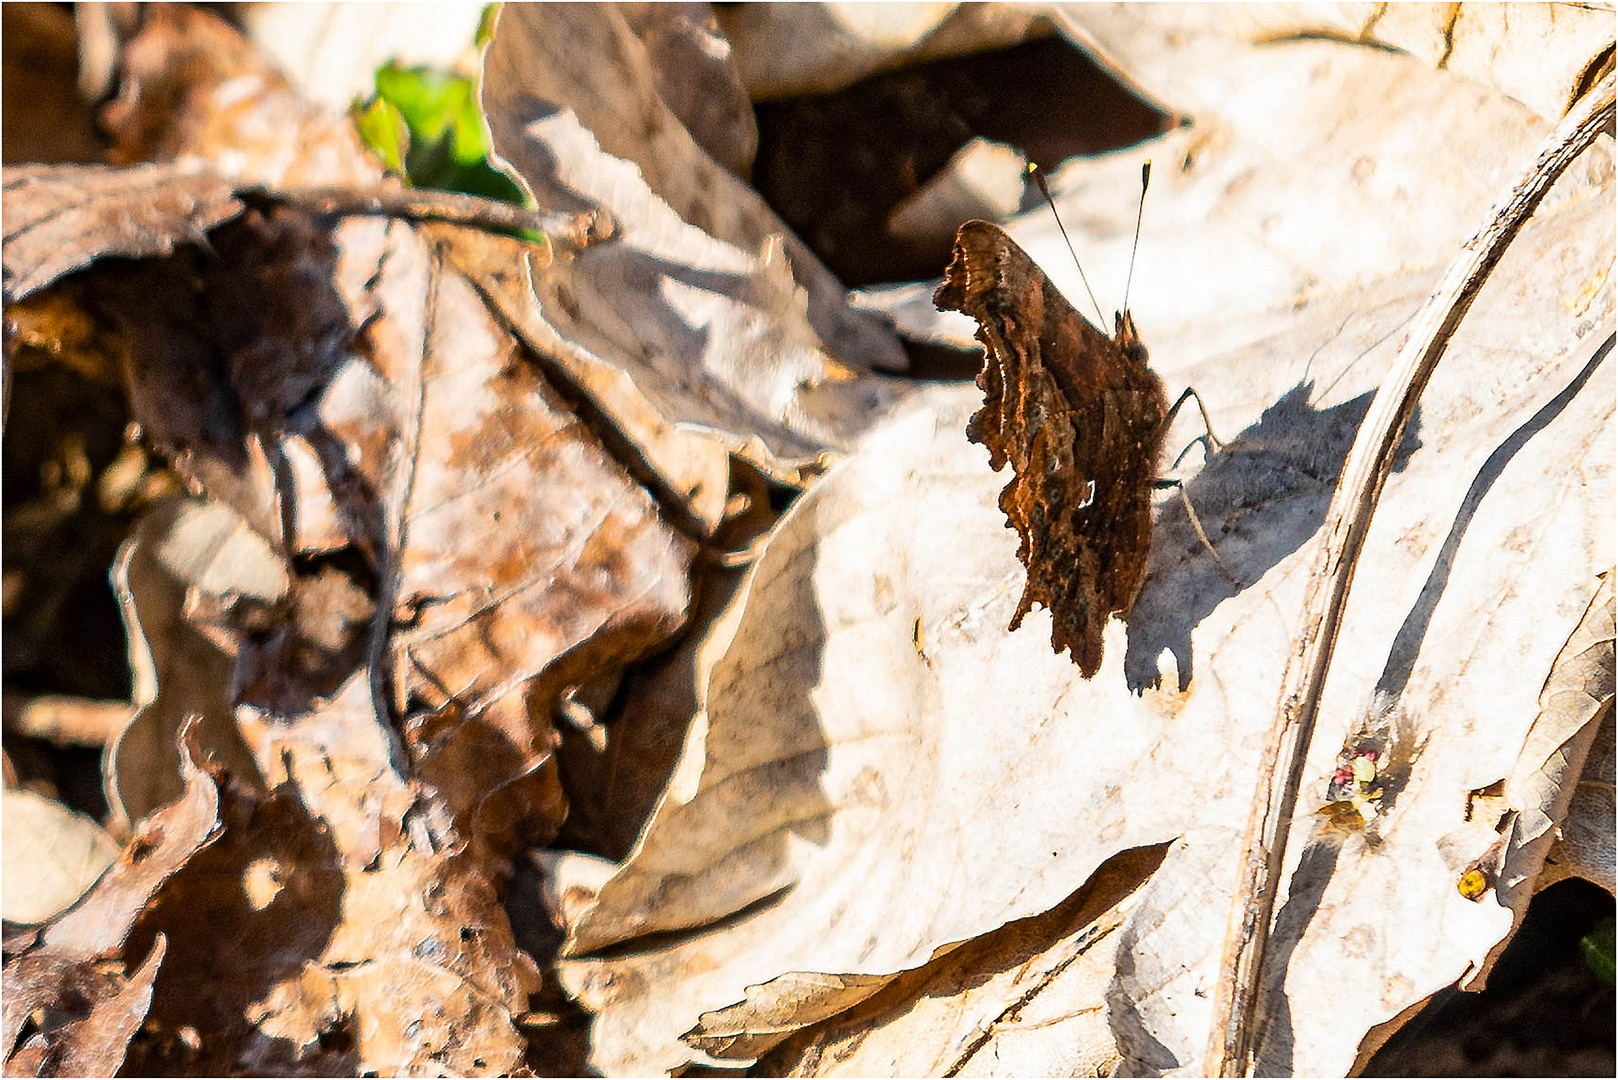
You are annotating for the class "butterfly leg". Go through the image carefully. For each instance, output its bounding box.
[1163,386,1225,467]
[1153,476,1239,587]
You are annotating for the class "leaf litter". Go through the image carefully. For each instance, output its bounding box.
[1,3,1611,1078]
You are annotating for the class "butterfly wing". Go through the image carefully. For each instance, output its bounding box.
[934,220,1169,677]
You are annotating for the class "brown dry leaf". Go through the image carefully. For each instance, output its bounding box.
[82,4,698,748]
[99,4,377,188]
[89,187,668,1080]
[482,3,905,376]
[552,23,1613,1076]
[752,845,1171,1077]
[619,2,760,179]
[3,733,221,1077]
[3,937,166,1079]
[0,163,242,304]
[118,672,540,1076]
[475,4,909,507]
[3,6,708,1072]
[105,498,285,829]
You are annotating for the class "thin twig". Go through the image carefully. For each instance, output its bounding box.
[1204,69,1616,1078]
[245,183,617,250]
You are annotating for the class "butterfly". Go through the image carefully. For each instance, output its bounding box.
[934,209,1169,678]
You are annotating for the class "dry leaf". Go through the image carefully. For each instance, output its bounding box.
[553,32,1612,1068]
[100,4,377,187]
[106,498,282,828]
[3,732,221,1077]
[1217,2,1616,123]
[1539,702,1616,895]
[121,673,541,1076]
[481,3,906,375]
[0,790,120,925]
[477,14,905,495]
[620,2,760,179]
[715,3,1055,100]
[1,163,241,304]
[4,7,715,1072]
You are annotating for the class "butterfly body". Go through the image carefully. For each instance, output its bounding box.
[934,219,1168,677]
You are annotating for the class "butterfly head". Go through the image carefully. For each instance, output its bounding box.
[1114,310,1148,366]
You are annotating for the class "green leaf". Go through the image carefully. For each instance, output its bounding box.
[1582,916,1615,986]
[351,97,410,176]
[354,59,527,208]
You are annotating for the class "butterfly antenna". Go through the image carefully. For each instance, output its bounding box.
[1027,162,1108,329]
[1122,161,1150,315]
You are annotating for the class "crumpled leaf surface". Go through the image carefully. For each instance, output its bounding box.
[120,672,542,1076]
[482,3,905,375]
[0,163,242,304]
[478,3,907,502]
[3,733,221,1076]
[4,5,708,1073]
[554,16,1614,1075]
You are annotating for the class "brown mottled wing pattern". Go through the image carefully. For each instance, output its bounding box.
[934,220,1169,677]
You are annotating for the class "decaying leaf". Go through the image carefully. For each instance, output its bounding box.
[551,33,1612,1073]
[4,732,221,1077]
[1,163,242,304]
[481,2,905,375]
[120,673,542,1076]
[476,3,908,501]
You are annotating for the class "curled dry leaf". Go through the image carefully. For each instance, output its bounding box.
[481,2,906,375]
[752,845,1172,1077]
[107,498,284,828]
[0,163,242,304]
[3,937,166,1079]
[619,2,760,179]
[1471,573,1614,978]
[1539,701,1615,895]
[120,673,541,1076]
[3,732,221,1077]
[555,57,1611,1073]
